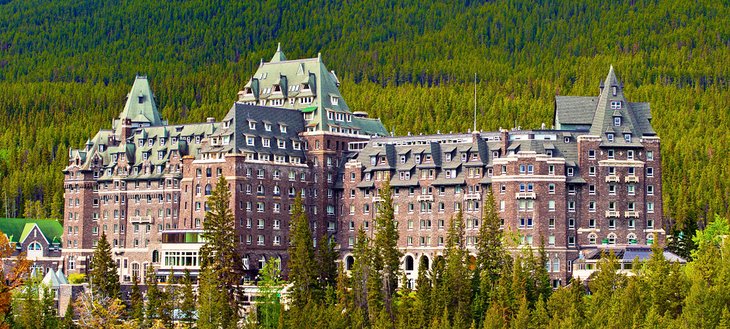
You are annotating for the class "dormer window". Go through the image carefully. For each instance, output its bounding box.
[249,121,256,130]
[280,125,287,133]
[245,87,252,95]
[564,136,570,143]
[273,84,281,92]
[624,133,632,143]
[612,86,617,96]
[277,140,286,148]
[607,133,615,143]
[302,83,310,90]
[138,94,144,104]
[265,123,272,131]
[263,139,270,148]
[614,117,622,126]
[246,136,255,146]
[330,96,339,105]
[611,101,621,109]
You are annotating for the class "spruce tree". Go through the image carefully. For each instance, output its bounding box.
[351,227,372,317]
[197,265,234,329]
[179,269,197,326]
[60,302,76,329]
[199,176,243,318]
[474,189,506,327]
[128,272,144,324]
[371,179,402,319]
[89,231,119,299]
[443,210,472,326]
[287,192,318,307]
[257,258,282,329]
[317,236,340,294]
[415,255,433,328]
[145,265,162,325]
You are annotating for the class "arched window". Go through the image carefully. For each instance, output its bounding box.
[545,259,552,272]
[345,256,355,271]
[420,255,430,270]
[258,255,266,269]
[204,184,212,196]
[28,242,42,251]
[277,256,282,271]
[404,255,414,271]
[627,233,637,245]
[588,233,597,245]
[607,233,617,245]
[552,257,560,273]
[647,233,655,245]
[195,184,201,195]
[152,250,159,263]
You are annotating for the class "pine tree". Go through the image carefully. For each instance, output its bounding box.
[179,269,197,327]
[145,265,162,326]
[60,302,76,329]
[474,189,507,327]
[371,179,402,319]
[415,255,433,328]
[89,231,119,299]
[199,176,243,319]
[257,258,283,329]
[128,272,144,324]
[287,192,318,307]
[197,265,235,329]
[443,210,472,326]
[352,226,373,321]
[317,236,340,295]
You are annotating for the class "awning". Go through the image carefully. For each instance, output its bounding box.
[300,106,317,113]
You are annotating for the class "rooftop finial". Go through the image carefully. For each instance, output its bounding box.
[277,42,281,52]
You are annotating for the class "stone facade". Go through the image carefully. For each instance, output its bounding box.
[62,52,663,288]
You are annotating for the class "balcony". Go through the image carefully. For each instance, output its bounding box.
[624,211,640,218]
[605,175,620,183]
[130,215,153,224]
[464,193,481,200]
[625,176,639,183]
[605,210,620,218]
[515,192,537,199]
[417,195,434,202]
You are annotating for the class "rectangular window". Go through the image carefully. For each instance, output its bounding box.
[647,151,654,161]
[647,167,654,177]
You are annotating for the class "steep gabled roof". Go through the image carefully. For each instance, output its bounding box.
[115,76,162,129]
[0,218,63,244]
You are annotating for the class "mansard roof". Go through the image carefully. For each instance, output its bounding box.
[238,46,387,136]
[204,103,306,158]
[349,130,582,186]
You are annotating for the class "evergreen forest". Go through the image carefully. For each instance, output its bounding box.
[0,1,728,246]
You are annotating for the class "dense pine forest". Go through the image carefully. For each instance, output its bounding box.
[0,0,728,237]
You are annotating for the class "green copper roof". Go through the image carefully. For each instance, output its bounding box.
[270,43,287,63]
[115,76,163,129]
[0,218,63,244]
[239,45,387,136]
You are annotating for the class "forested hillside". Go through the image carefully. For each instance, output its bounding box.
[0,0,728,232]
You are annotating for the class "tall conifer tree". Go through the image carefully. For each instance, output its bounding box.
[199,176,243,318]
[287,193,318,307]
[371,179,402,319]
[89,231,119,299]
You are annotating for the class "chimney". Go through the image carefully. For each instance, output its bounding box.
[500,129,509,155]
[120,118,133,142]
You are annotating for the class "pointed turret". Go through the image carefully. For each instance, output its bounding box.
[270,43,287,63]
[114,76,162,132]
